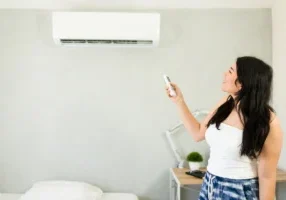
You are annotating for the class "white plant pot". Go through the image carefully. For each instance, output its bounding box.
[188,162,201,171]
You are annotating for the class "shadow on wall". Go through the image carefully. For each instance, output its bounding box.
[277,182,286,200]
[182,185,201,200]
[139,170,170,200]
[138,168,202,200]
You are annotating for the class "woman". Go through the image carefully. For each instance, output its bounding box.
[166,56,283,200]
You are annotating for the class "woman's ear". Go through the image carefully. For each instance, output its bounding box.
[235,79,242,90]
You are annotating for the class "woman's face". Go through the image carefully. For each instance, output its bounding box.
[222,63,242,95]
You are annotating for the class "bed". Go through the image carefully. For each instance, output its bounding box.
[0,193,139,200]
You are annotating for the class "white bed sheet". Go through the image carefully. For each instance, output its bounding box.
[0,193,138,200]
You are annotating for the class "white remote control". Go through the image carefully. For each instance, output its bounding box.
[163,74,176,97]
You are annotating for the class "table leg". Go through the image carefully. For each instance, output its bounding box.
[177,184,181,200]
[170,170,175,200]
[275,182,278,200]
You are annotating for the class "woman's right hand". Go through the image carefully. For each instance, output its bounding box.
[165,83,184,104]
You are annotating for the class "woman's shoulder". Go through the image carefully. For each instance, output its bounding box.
[270,110,278,124]
[269,112,282,138]
[268,111,283,141]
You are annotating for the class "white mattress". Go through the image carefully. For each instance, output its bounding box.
[0,194,21,200]
[0,193,138,200]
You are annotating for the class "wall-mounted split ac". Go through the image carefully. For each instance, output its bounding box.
[52,11,161,47]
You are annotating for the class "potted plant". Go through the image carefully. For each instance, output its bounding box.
[186,152,203,171]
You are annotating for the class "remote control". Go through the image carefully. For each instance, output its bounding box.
[186,170,206,179]
[163,74,176,97]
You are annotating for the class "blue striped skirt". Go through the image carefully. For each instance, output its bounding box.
[198,171,259,200]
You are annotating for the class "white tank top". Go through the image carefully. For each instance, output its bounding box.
[205,123,258,179]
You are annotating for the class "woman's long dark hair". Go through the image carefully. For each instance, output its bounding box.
[207,56,274,159]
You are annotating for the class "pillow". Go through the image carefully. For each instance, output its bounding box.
[19,180,103,200]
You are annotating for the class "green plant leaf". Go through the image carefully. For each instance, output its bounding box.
[186,152,203,162]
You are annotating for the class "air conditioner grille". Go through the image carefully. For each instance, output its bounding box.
[60,39,152,45]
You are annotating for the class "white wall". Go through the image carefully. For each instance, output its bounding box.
[0,9,272,200]
[272,0,286,199]
[272,0,286,168]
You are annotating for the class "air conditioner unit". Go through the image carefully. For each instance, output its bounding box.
[52,12,160,47]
